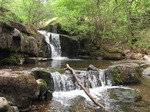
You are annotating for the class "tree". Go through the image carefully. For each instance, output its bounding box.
[53,0,150,47]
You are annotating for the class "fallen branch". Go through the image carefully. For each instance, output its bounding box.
[66,64,111,112]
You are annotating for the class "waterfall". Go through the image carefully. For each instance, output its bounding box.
[51,69,107,92]
[39,30,61,59]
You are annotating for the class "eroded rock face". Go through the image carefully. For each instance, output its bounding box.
[0,70,39,110]
[105,63,142,85]
[0,21,48,58]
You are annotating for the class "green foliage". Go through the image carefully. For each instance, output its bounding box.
[53,0,150,47]
[114,68,123,84]
[0,0,54,28]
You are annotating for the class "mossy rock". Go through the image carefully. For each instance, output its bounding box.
[107,88,142,103]
[0,53,25,65]
[36,79,48,97]
[31,70,54,91]
[105,63,142,85]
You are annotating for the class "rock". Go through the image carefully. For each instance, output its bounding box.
[0,70,39,110]
[0,20,49,59]
[101,47,125,60]
[25,57,49,63]
[105,63,142,85]
[98,88,142,112]
[87,64,99,71]
[0,97,18,112]
[143,67,150,76]
[0,53,25,65]
[31,70,54,91]
[143,55,150,61]
[0,97,10,112]
[44,90,53,101]
[36,79,48,99]
[106,88,142,103]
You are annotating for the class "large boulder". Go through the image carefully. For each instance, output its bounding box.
[0,70,39,110]
[105,63,142,85]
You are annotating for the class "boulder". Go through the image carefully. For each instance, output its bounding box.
[0,53,25,65]
[0,97,10,112]
[105,63,142,85]
[0,70,39,110]
[143,67,150,76]
[106,88,142,103]
[87,64,99,71]
[31,70,54,91]
[0,97,19,112]
[101,47,125,60]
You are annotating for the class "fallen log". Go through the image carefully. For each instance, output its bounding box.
[66,64,111,112]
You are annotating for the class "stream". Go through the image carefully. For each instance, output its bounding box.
[1,59,150,112]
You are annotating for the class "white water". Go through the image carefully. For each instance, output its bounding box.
[39,30,67,59]
[52,86,131,110]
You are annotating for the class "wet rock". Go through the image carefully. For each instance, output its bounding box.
[105,63,142,85]
[87,64,99,71]
[44,90,53,101]
[0,53,25,65]
[0,70,39,110]
[31,70,54,91]
[0,97,18,112]
[36,79,48,99]
[25,57,49,63]
[0,97,10,112]
[106,88,142,103]
[143,67,150,76]
[0,19,49,60]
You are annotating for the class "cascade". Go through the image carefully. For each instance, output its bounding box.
[51,69,108,92]
[39,30,61,59]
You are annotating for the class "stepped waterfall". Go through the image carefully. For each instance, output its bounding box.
[37,30,143,112]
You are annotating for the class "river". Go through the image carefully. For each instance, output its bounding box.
[1,59,150,112]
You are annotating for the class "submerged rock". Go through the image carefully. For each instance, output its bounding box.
[0,70,39,110]
[106,88,142,103]
[105,63,142,85]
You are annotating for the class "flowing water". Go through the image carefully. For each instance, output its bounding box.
[39,30,62,59]
[1,30,150,112]
[1,59,150,112]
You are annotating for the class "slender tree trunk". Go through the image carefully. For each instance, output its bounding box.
[66,64,111,112]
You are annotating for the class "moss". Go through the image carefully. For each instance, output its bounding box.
[107,48,125,55]
[135,67,142,76]
[0,53,25,65]
[114,68,123,84]
[31,70,54,91]
[38,79,48,88]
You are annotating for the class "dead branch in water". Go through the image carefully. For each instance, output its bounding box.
[66,64,111,112]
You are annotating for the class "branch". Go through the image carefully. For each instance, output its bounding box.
[66,64,111,112]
